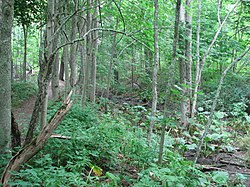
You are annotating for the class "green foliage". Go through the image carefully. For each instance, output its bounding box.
[11,81,37,107]
[14,0,46,26]
[199,73,250,111]
[134,151,210,187]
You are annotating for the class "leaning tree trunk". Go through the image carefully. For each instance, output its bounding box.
[0,0,14,154]
[195,46,250,163]
[1,92,73,186]
[191,0,240,117]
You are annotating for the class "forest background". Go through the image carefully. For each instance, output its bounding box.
[0,0,250,186]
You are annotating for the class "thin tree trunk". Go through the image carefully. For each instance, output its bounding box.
[105,32,117,98]
[172,0,181,64]
[51,0,59,100]
[185,0,193,119]
[22,25,27,81]
[90,5,98,102]
[52,52,59,99]
[63,45,70,95]
[82,0,92,105]
[191,0,240,117]
[191,0,201,118]
[179,4,188,127]
[69,12,77,88]
[147,0,159,145]
[195,46,250,163]
[158,0,181,164]
[131,44,136,89]
[25,0,55,143]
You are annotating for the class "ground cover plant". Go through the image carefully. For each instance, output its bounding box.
[5,87,250,186]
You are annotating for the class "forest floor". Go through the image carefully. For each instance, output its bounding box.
[12,92,250,186]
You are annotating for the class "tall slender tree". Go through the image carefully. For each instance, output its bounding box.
[147,0,159,145]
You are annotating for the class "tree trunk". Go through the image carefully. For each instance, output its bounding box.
[147,0,159,145]
[51,0,60,100]
[191,0,240,117]
[25,0,55,144]
[0,0,14,154]
[195,46,250,163]
[51,52,59,99]
[69,12,77,88]
[172,0,181,64]
[1,92,73,186]
[11,112,21,149]
[185,0,193,120]
[131,44,136,89]
[179,3,188,127]
[82,0,92,105]
[191,0,201,118]
[89,5,98,102]
[105,32,117,98]
[158,0,181,164]
[22,24,28,81]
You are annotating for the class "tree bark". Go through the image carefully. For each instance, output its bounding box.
[191,0,201,118]
[25,0,56,144]
[105,32,117,98]
[0,0,14,153]
[179,3,188,127]
[147,0,159,145]
[158,0,181,164]
[11,112,21,149]
[69,13,77,88]
[185,0,193,119]
[51,0,60,100]
[89,4,98,102]
[22,24,28,81]
[1,92,73,186]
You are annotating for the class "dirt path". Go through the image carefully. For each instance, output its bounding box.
[13,80,65,127]
[12,96,36,128]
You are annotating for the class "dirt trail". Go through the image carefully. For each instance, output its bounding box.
[13,80,65,127]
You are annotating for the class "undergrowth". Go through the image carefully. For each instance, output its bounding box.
[6,100,249,186]
[11,81,37,107]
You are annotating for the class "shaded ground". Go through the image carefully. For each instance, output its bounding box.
[13,92,250,186]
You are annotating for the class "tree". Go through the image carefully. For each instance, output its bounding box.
[14,0,46,81]
[0,0,14,153]
[147,0,159,145]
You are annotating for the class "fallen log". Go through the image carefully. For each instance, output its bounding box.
[1,91,73,186]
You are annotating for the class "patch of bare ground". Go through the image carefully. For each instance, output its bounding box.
[185,150,250,186]
[12,80,65,131]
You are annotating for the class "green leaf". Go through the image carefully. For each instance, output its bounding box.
[212,171,229,185]
[214,111,226,119]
